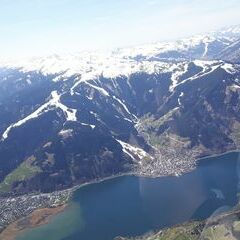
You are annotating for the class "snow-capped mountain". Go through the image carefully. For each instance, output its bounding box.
[216,39,240,63]
[0,25,239,195]
[1,25,240,75]
[215,24,240,39]
[118,26,240,62]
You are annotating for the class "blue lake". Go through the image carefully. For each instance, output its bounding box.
[17,151,240,240]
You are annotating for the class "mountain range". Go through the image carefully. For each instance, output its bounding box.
[0,25,239,195]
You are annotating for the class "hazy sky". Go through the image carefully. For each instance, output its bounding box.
[0,0,240,58]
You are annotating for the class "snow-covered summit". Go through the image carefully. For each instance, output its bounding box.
[0,24,239,79]
[0,52,173,80]
[216,24,240,38]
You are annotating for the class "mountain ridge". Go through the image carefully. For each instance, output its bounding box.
[0,25,239,195]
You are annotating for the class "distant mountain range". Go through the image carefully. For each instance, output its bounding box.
[0,25,239,195]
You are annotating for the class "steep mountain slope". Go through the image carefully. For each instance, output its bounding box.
[0,59,239,195]
[0,26,239,195]
[216,39,240,63]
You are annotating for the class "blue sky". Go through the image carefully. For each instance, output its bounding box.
[0,0,240,58]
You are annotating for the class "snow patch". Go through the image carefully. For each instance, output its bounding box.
[229,84,240,91]
[113,96,131,115]
[221,63,237,74]
[170,63,188,92]
[85,82,110,97]
[202,42,209,58]
[59,129,73,138]
[178,92,184,106]
[81,123,96,129]
[51,91,77,121]
[116,139,151,161]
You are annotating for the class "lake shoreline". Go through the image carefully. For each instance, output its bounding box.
[195,149,240,162]
[0,204,67,240]
[70,149,240,193]
[1,149,239,240]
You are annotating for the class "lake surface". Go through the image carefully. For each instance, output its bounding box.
[17,151,240,240]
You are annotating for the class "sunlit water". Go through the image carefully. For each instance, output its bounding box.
[17,151,240,240]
